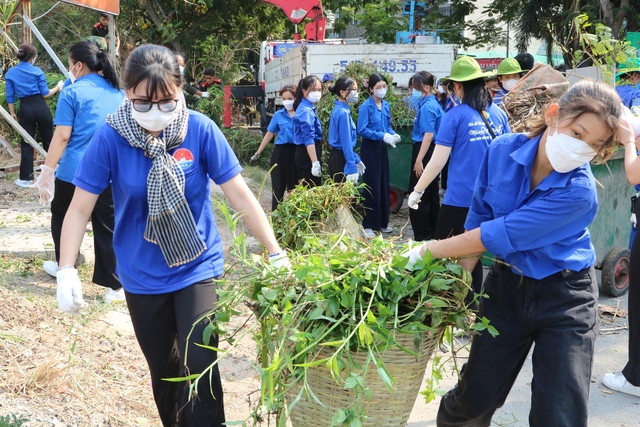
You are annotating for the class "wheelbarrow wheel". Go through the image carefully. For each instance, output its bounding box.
[389,185,403,214]
[602,247,631,297]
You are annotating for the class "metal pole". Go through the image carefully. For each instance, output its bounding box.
[22,14,69,78]
[108,13,115,63]
[0,105,48,157]
[0,28,19,52]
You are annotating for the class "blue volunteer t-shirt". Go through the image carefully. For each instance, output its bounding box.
[328,100,360,175]
[267,108,295,144]
[73,111,242,294]
[411,94,444,143]
[436,103,510,207]
[465,133,597,279]
[616,85,640,109]
[293,98,322,146]
[54,73,125,182]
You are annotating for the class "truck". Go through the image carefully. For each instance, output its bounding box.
[258,41,458,127]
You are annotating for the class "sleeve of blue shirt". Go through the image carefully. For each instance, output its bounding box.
[383,102,396,136]
[202,120,243,184]
[53,90,76,126]
[478,186,595,259]
[297,109,317,146]
[632,93,640,108]
[419,103,437,134]
[5,76,16,104]
[73,126,113,194]
[357,102,384,141]
[434,110,457,147]
[336,111,358,175]
[464,148,493,231]
[267,114,280,134]
[37,71,50,97]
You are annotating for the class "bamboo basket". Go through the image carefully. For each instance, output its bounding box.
[287,328,443,427]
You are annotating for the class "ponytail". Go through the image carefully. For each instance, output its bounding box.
[293,75,321,110]
[69,40,120,90]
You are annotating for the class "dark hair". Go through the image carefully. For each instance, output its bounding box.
[457,78,491,113]
[328,76,356,99]
[203,67,216,76]
[412,71,435,94]
[528,80,621,162]
[69,40,120,89]
[280,84,297,96]
[367,73,387,91]
[99,12,109,18]
[16,43,37,62]
[122,44,182,100]
[293,75,321,110]
[514,52,534,71]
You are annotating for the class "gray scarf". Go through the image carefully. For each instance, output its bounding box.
[106,100,206,267]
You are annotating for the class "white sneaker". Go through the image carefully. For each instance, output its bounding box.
[104,287,126,304]
[363,228,376,238]
[15,179,32,188]
[381,226,394,233]
[603,372,640,397]
[43,260,58,278]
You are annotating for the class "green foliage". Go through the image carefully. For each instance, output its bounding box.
[221,126,271,167]
[206,191,476,426]
[0,414,28,427]
[356,0,405,44]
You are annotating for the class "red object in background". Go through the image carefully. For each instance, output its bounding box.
[476,58,503,70]
[60,0,119,14]
[223,86,232,128]
[262,0,326,41]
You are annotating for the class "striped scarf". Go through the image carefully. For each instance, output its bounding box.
[106,100,206,267]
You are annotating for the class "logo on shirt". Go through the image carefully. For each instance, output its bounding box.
[173,148,194,170]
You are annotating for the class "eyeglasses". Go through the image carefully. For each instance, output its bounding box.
[130,98,179,113]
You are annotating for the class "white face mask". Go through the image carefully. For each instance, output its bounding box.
[437,85,445,94]
[179,65,185,75]
[545,121,597,173]
[282,99,294,110]
[68,62,78,84]
[503,78,518,91]
[373,88,388,99]
[307,91,322,104]
[131,101,182,132]
[346,90,359,104]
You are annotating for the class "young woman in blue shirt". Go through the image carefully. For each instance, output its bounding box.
[54,44,287,426]
[357,73,400,238]
[35,40,125,302]
[293,75,323,187]
[251,84,298,210]
[5,43,62,187]
[327,76,364,183]
[408,71,444,242]
[408,56,509,299]
[406,80,623,427]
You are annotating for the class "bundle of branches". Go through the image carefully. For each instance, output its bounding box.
[501,63,569,134]
[270,181,364,251]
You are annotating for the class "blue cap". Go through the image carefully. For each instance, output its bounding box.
[322,73,334,83]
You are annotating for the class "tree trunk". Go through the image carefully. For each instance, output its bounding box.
[612,0,630,38]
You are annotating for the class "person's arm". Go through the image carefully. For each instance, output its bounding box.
[255,131,275,156]
[59,188,100,267]
[337,112,358,175]
[383,102,396,136]
[220,174,282,254]
[44,126,72,169]
[414,144,451,192]
[356,102,383,140]
[6,77,16,120]
[43,84,60,99]
[413,132,434,177]
[621,119,640,184]
[8,104,16,121]
[421,228,486,259]
[297,109,319,162]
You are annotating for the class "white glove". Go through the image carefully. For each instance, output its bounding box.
[394,134,401,143]
[269,251,291,271]
[356,161,366,176]
[56,268,88,314]
[201,91,211,98]
[33,164,55,206]
[408,190,423,210]
[402,241,425,271]
[632,213,637,228]
[383,133,396,148]
[250,152,260,165]
[346,173,359,184]
[56,80,65,90]
[311,161,322,177]
[622,105,640,139]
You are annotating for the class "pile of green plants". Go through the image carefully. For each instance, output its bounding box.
[220,126,272,167]
[189,183,490,426]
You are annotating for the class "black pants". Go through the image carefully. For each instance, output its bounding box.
[437,265,598,427]
[409,142,440,241]
[434,204,483,303]
[18,95,53,181]
[328,147,347,183]
[125,279,225,427]
[50,178,121,290]
[360,137,390,231]
[441,158,450,190]
[623,197,640,386]
[294,143,322,187]
[270,144,297,211]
